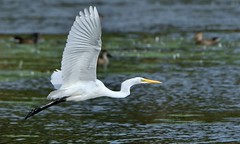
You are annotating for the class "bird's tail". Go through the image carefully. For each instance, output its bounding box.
[24,97,68,120]
[50,69,62,89]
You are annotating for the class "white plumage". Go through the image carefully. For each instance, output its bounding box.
[50,69,62,89]
[25,6,161,119]
[47,6,161,102]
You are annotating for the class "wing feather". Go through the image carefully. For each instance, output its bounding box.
[61,6,102,88]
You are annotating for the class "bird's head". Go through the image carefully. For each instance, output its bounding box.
[133,77,161,84]
[100,50,112,58]
[194,31,203,41]
[121,77,161,93]
[211,37,220,42]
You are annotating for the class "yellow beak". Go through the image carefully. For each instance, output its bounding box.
[142,78,162,84]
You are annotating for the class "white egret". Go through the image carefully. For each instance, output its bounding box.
[25,6,161,120]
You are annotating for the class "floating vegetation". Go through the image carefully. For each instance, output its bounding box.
[1,32,239,81]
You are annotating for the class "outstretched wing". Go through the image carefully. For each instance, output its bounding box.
[61,6,102,88]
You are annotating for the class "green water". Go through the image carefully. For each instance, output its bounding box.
[0,32,240,143]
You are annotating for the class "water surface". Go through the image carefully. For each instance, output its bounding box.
[0,0,240,33]
[1,32,240,143]
[0,0,240,143]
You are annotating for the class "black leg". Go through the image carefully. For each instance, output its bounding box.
[24,97,67,120]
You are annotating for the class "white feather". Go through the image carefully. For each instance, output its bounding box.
[24,7,161,120]
[50,70,62,89]
[61,6,101,88]
[46,6,160,101]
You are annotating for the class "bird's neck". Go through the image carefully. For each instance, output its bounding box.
[104,79,137,98]
[102,53,109,63]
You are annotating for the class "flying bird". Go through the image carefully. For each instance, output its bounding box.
[25,6,161,120]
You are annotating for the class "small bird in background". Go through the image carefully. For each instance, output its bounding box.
[194,32,220,46]
[97,50,112,70]
[14,33,40,44]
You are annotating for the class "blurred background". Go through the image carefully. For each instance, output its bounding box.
[0,0,240,143]
[1,0,240,34]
